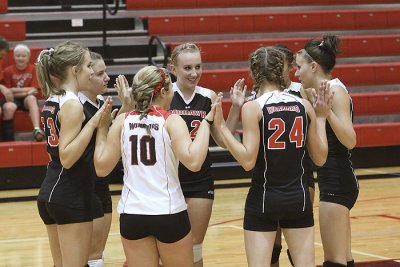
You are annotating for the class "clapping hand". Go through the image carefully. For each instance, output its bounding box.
[95,96,113,128]
[314,80,334,118]
[230,78,247,108]
[115,75,133,109]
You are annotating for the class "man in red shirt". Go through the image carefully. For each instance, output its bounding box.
[2,43,44,141]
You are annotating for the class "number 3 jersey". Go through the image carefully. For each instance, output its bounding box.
[38,91,93,210]
[118,106,187,215]
[247,90,311,214]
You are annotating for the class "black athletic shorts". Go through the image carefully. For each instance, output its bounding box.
[243,208,314,232]
[120,210,191,243]
[38,200,93,225]
[320,190,359,210]
[92,179,112,219]
[183,188,214,199]
[304,170,315,189]
[14,97,29,110]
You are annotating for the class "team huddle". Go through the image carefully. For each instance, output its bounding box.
[35,34,358,267]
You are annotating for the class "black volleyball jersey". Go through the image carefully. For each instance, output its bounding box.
[326,79,356,158]
[169,83,213,188]
[317,79,358,192]
[285,82,315,176]
[79,93,103,161]
[250,90,309,213]
[38,91,93,209]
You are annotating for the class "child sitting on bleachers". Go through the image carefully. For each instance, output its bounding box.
[1,43,44,141]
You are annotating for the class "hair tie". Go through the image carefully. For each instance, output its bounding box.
[153,69,166,95]
[37,48,55,63]
[48,48,55,56]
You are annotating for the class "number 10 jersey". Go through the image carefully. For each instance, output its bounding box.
[118,106,187,215]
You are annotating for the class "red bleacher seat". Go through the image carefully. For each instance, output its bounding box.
[31,141,49,166]
[353,92,400,115]
[0,141,33,168]
[0,110,42,133]
[355,123,400,147]
[0,0,8,14]
[199,62,400,91]
[221,92,400,119]
[0,19,26,41]
[169,34,400,63]
[127,0,399,9]
[145,9,400,35]
[0,141,48,168]
[13,110,34,132]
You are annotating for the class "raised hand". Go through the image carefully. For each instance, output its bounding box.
[314,80,334,118]
[94,96,113,128]
[230,78,247,107]
[302,87,317,104]
[213,94,225,129]
[115,75,133,108]
[206,94,222,122]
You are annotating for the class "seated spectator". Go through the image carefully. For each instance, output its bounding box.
[2,43,44,141]
[0,36,18,141]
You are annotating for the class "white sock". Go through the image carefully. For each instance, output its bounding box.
[87,258,104,267]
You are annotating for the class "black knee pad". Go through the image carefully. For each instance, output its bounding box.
[271,244,282,264]
[323,261,347,267]
[347,260,355,267]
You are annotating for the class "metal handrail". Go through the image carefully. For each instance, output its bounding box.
[148,35,169,68]
[102,0,119,61]
[104,0,119,15]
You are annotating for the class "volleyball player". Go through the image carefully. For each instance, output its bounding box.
[36,41,112,267]
[93,65,221,267]
[169,42,246,266]
[213,46,332,267]
[295,34,359,267]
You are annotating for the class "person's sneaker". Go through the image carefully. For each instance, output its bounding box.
[33,128,45,142]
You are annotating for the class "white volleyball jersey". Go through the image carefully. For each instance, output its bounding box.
[284,81,302,95]
[117,106,187,215]
[328,78,348,93]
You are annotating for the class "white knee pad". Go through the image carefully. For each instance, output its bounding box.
[87,258,104,267]
[193,243,203,263]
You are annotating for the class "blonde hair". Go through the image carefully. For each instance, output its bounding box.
[169,42,201,66]
[249,46,286,94]
[132,65,171,120]
[36,41,89,96]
